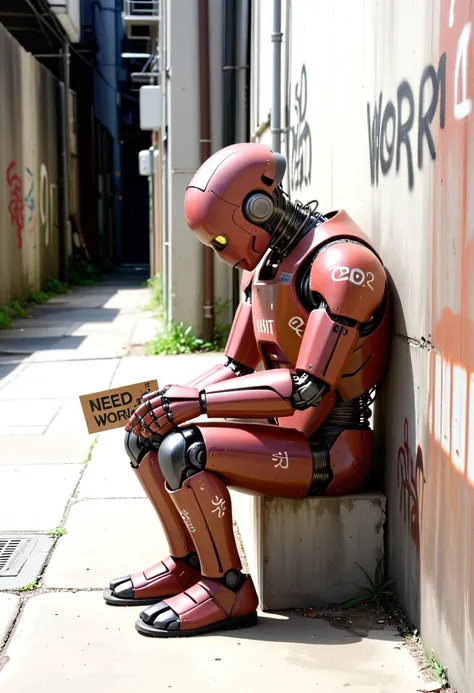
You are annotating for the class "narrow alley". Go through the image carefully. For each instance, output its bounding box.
[0,273,427,692]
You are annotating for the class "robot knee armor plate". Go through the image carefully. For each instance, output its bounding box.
[123,431,161,469]
[158,426,207,491]
[124,430,147,469]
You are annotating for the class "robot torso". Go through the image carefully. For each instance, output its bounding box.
[248,210,391,435]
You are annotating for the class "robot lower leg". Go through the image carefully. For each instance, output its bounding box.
[103,433,201,607]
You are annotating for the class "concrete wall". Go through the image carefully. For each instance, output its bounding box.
[251,1,474,690]
[160,0,232,334]
[0,25,60,304]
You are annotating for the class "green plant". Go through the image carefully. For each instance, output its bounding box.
[0,309,12,329]
[0,296,28,329]
[26,288,52,305]
[426,649,448,687]
[145,273,164,313]
[9,298,27,318]
[341,558,394,609]
[42,277,69,296]
[84,437,98,465]
[17,580,39,592]
[147,321,214,355]
[46,527,68,537]
[68,259,101,286]
[0,277,71,329]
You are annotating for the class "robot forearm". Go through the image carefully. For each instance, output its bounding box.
[201,368,328,419]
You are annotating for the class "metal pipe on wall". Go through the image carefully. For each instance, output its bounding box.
[222,0,239,314]
[160,0,171,324]
[198,0,215,342]
[60,39,71,281]
[271,0,282,153]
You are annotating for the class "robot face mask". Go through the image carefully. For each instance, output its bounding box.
[184,143,286,271]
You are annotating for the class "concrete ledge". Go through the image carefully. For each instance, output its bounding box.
[230,491,386,611]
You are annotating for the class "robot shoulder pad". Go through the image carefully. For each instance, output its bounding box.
[309,241,386,323]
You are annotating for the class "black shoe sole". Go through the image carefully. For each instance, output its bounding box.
[134,611,258,638]
[103,589,170,607]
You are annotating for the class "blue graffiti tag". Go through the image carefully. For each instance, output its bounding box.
[24,167,35,227]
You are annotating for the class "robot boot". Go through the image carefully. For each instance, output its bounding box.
[104,446,201,606]
[135,471,259,637]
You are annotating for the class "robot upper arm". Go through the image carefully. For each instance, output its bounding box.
[309,240,386,323]
[295,240,387,392]
[224,268,260,373]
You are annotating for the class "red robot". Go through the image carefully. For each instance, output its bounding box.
[104,143,391,638]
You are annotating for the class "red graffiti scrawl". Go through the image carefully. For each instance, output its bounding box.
[397,419,425,553]
[6,161,24,250]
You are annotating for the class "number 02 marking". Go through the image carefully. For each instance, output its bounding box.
[330,265,375,291]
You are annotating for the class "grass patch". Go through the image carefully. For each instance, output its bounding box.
[68,259,102,286]
[147,321,214,355]
[144,273,164,313]
[46,527,68,538]
[144,275,232,356]
[17,580,39,592]
[0,260,102,330]
[84,436,98,464]
[340,558,394,610]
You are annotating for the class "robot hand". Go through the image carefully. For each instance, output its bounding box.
[125,385,204,438]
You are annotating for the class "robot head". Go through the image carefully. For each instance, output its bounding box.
[184,143,286,271]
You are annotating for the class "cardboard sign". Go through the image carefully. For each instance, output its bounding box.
[79,379,158,434]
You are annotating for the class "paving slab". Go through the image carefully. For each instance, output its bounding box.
[0,399,63,427]
[27,306,121,324]
[78,430,145,499]
[44,498,167,588]
[0,592,424,693]
[45,398,95,436]
[0,359,119,400]
[0,434,93,466]
[0,594,20,647]
[0,426,47,436]
[0,326,70,339]
[0,337,85,354]
[0,465,82,531]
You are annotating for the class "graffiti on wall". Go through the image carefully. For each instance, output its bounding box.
[367,14,472,190]
[290,65,312,191]
[24,167,36,230]
[397,419,425,553]
[5,161,54,250]
[6,161,25,250]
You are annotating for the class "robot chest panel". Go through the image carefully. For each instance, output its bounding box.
[251,274,309,368]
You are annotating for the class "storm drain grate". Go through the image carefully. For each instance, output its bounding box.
[0,537,38,578]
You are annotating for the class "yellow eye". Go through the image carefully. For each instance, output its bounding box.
[212,235,228,251]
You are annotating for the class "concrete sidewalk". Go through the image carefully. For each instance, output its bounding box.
[0,272,427,692]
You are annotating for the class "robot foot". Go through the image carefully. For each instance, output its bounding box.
[103,553,201,607]
[135,572,259,637]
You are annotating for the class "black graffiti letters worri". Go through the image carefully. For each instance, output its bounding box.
[291,65,312,191]
[367,53,446,191]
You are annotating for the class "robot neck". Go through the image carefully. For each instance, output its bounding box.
[264,188,325,263]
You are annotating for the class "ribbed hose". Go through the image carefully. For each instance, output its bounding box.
[308,389,377,494]
[266,188,325,259]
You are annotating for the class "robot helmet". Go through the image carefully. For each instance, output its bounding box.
[184,143,286,271]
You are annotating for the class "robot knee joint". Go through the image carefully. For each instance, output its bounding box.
[158,426,207,491]
[124,430,147,469]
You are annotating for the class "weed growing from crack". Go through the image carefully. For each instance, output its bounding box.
[46,527,68,538]
[17,581,39,592]
[84,437,98,465]
[340,558,394,609]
